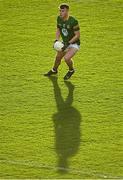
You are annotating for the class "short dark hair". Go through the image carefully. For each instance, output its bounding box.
[59,3,69,10]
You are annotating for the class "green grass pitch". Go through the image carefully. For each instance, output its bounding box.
[0,0,123,179]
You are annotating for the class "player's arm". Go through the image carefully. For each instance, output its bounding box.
[69,24,80,44]
[55,28,61,41]
[69,30,80,44]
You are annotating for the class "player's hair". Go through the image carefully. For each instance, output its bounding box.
[59,3,69,10]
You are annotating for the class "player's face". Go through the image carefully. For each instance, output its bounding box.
[59,8,68,18]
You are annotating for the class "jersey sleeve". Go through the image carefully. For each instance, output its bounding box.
[73,19,80,31]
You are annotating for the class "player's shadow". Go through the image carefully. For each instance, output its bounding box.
[49,76,82,174]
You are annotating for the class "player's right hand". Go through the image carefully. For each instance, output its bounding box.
[53,40,58,48]
[54,40,58,43]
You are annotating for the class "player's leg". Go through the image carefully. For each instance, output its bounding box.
[44,51,65,76]
[53,51,65,71]
[64,47,78,80]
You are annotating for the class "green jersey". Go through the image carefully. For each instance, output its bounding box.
[57,16,80,45]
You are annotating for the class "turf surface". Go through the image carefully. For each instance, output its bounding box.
[0,0,123,178]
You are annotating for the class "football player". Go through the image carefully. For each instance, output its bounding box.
[44,3,80,80]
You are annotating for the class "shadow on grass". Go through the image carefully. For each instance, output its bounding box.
[49,76,82,174]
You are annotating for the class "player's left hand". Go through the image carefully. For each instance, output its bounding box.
[62,42,70,51]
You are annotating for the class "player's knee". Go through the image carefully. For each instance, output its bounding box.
[64,56,70,62]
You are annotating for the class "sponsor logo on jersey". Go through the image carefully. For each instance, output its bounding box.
[62,28,68,36]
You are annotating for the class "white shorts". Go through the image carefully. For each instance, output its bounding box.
[67,43,80,50]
